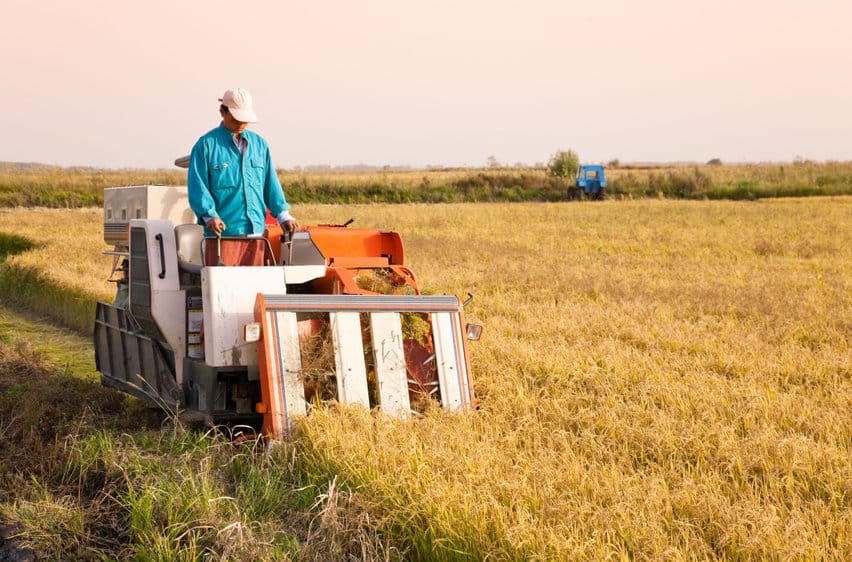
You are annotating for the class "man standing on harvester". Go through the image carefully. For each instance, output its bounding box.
[187,87,296,266]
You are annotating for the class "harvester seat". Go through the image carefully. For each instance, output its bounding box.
[175,223,204,274]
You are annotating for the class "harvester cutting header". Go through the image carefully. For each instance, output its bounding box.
[94,185,480,438]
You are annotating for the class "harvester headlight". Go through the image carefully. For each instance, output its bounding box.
[465,323,483,341]
[244,322,262,343]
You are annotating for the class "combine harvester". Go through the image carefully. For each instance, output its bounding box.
[94,184,480,438]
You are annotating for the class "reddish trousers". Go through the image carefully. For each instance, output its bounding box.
[203,238,269,267]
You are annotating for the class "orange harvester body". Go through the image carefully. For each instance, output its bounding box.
[253,224,475,438]
[264,224,420,295]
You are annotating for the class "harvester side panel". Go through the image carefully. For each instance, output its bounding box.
[256,307,306,436]
[128,227,154,334]
[127,220,187,384]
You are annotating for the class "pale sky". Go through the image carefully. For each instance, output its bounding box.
[3,0,851,169]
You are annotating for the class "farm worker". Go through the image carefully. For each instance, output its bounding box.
[187,87,296,265]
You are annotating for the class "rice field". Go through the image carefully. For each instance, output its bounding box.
[0,197,850,560]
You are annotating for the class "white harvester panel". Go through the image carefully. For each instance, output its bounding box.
[253,294,475,438]
[202,267,288,367]
[432,311,468,411]
[331,312,371,407]
[200,265,326,367]
[104,185,195,246]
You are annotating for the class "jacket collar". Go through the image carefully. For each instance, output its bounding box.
[216,122,253,152]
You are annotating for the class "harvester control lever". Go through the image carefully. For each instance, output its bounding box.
[281,227,294,265]
[215,230,224,266]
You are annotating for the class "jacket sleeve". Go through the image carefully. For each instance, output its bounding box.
[187,139,218,221]
[262,145,290,216]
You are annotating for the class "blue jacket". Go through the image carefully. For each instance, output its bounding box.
[188,124,289,237]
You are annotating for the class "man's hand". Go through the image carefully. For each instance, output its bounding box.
[206,217,226,236]
[278,210,297,234]
[280,219,296,233]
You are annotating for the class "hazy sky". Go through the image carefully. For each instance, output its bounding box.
[3,0,851,169]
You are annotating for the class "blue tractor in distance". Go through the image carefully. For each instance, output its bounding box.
[568,164,607,200]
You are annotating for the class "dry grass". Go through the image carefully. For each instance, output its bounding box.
[604,160,852,197]
[279,160,852,191]
[1,197,850,559]
[288,198,852,559]
[0,207,113,332]
[0,207,113,301]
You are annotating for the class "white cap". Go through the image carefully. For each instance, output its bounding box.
[218,88,257,123]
